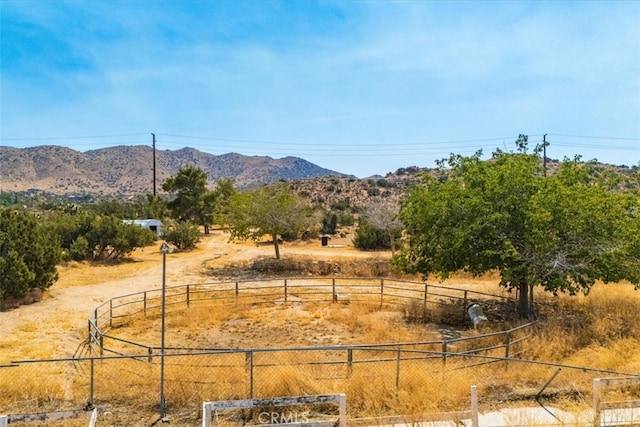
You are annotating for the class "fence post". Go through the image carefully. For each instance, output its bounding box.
[246,351,254,399]
[99,335,104,356]
[504,331,511,370]
[462,290,468,319]
[109,299,113,329]
[593,378,601,426]
[347,348,353,377]
[332,278,336,302]
[423,283,428,313]
[395,349,401,390]
[380,279,384,307]
[284,279,288,303]
[148,347,153,363]
[470,385,478,427]
[235,281,239,298]
[0,415,7,427]
[442,341,447,366]
[89,357,95,407]
[186,284,190,307]
[143,291,147,317]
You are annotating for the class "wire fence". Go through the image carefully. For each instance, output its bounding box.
[1,278,639,425]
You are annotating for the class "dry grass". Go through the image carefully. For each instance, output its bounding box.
[3,232,640,425]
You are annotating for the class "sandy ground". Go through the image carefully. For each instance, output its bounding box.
[0,230,392,362]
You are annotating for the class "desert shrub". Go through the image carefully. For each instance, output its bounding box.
[353,221,391,250]
[330,199,351,211]
[337,212,356,226]
[68,235,89,261]
[321,213,338,234]
[163,220,200,250]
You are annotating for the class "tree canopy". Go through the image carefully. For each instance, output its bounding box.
[162,165,214,233]
[394,141,640,317]
[0,209,62,300]
[223,183,315,259]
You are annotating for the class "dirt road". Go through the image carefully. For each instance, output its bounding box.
[0,231,385,361]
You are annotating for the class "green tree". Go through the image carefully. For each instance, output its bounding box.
[0,209,61,300]
[162,165,213,233]
[223,183,314,259]
[211,179,237,228]
[394,141,640,317]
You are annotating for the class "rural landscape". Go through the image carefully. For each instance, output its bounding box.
[1,140,639,426]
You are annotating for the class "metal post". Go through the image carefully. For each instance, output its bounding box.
[462,290,468,319]
[442,341,447,366]
[186,284,190,307]
[347,348,353,377]
[89,357,94,406]
[284,279,288,303]
[332,278,336,302]
[423,283,428,313]
[143,291,147,317]
[159,242,173,420]
[380,279,384,307]
[246,351,254,399]
[504,331,511,370]
[160,248,167,418]
[395,349,401,390]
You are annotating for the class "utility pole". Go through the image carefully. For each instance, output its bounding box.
[543,134,548,177]
[152,133,157,196]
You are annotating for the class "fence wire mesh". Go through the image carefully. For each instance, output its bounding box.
[1,278,639,426]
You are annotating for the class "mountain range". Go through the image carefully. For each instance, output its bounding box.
[0,145,348,196]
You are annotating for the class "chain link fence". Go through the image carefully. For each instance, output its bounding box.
[2,278,639,425]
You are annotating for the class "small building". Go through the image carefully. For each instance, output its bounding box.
[123,219,164,237]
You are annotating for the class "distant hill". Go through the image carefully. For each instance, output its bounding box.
[0,145,348,196]
[1,146,637,212]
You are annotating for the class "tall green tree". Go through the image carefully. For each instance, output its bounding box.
[0,209,61,300]
[162,165,213,233]
[223,183,314,259]
[394,141,640,317]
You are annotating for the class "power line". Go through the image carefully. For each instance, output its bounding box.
[0,133,149,141]
[548,133,640,141]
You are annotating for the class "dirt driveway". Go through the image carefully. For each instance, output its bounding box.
[0,231,389,361]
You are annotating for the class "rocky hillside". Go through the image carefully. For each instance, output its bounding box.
[0,145,347,196]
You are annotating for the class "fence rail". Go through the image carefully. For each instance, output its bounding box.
[5,278,638,425]
[92,278,516,331]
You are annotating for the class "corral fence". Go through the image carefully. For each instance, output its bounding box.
[2,278,640,425]
[89,277,522,353]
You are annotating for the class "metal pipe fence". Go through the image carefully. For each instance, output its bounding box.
[3,278,638,424]
[3,351,639,425]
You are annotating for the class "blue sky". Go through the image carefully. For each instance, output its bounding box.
[1,1,639,178]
